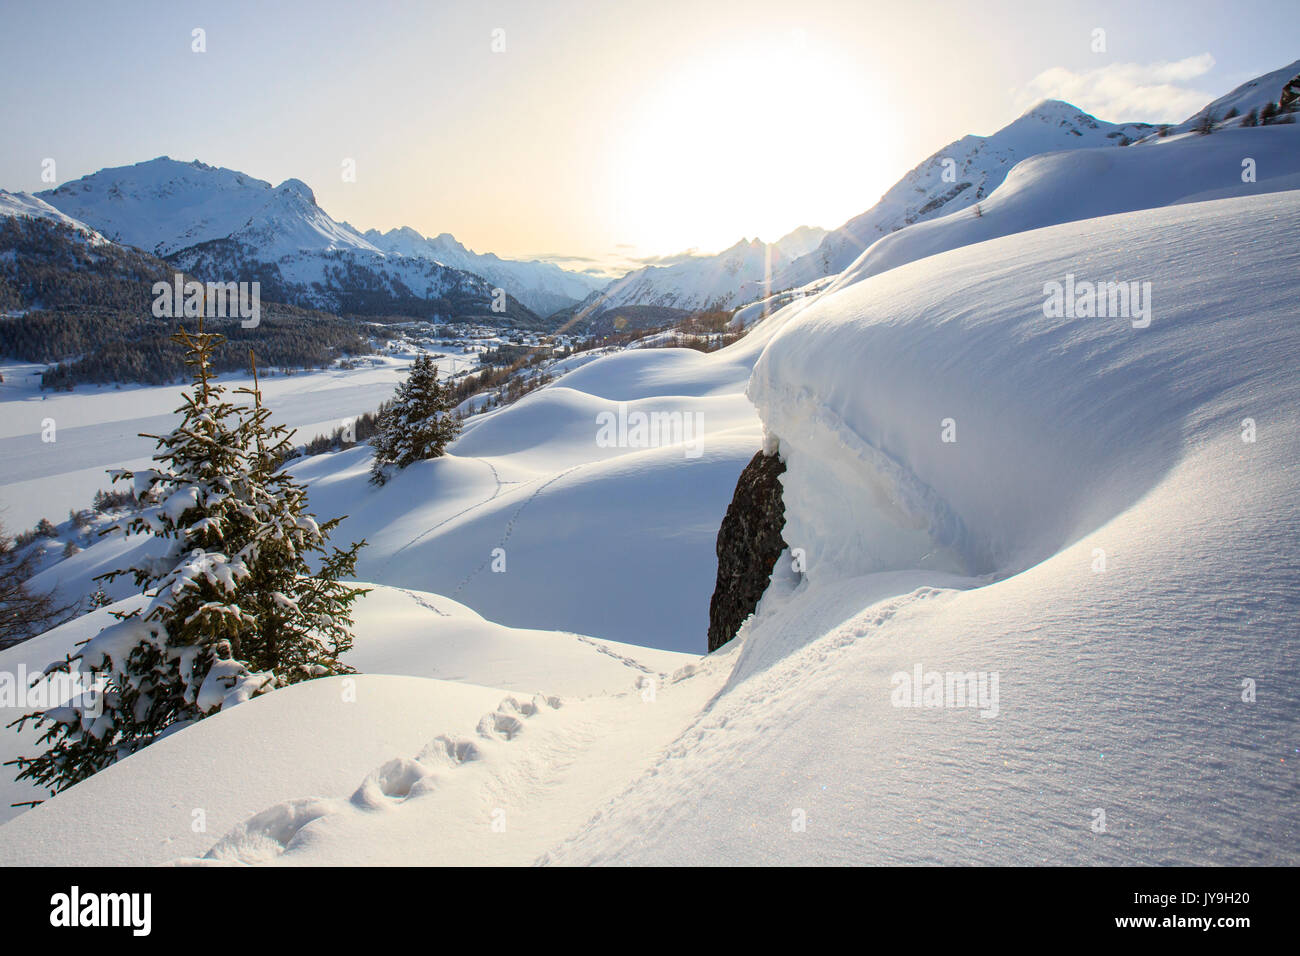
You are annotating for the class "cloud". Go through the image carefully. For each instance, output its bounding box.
[1014,54,1217,123]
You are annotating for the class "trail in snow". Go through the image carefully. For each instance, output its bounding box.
[176,657,725,866]
[379,456,514,573]
[449,464,584,600]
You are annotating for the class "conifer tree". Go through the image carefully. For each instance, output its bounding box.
[370,353,462,484]
[8,326,367,795]
[231,351,368,679]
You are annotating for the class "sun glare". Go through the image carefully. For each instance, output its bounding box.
[609,32,897,257]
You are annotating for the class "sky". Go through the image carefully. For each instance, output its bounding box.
[1,0,1295,274]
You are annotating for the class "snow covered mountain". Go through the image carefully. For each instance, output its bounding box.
[824,123,1300,295]
[39,158,293,257]
[363,226,606,316]
[0,189,107,245]
[588,225,828,317]
[772,100,1155,291]
[37,158,592,320]
[1162,57,1300,135]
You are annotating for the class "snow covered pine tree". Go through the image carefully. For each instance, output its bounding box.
[369,352,462,485]
[8,325,368,795]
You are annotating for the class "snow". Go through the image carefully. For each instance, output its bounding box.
[826,124,1300,295]
[3,72,1298,866]
[773,100,1156,292]
[0,189,107,244]
[37,157,600,316]
[0,580,701,860]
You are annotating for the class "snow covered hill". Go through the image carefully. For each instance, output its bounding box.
[1161,57,1300,136]
[824,123,1300,295]
[771,100,1155,292]
[0,190,107,245]
[548,191,1299,865]
[36,158,594,318]
[588,225,827,317]
[38,158,286,257]
[2,188,1294,865]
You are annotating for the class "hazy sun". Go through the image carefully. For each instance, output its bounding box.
[608,31,898,257]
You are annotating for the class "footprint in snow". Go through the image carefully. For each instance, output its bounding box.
[178,693,562,865]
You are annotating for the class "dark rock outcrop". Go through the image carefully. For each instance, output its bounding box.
[707,451,788,652]
[1281,73,1300,114]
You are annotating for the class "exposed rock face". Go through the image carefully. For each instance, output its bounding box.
[1281,73,1300,113]
[707,451,788,652]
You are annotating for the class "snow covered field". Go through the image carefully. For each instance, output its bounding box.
[2,182,1295,865]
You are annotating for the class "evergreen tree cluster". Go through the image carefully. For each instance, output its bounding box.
[0,217,376,388]
[29,312,371,389]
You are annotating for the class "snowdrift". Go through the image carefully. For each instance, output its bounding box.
[826,124,1300,295]
[544,191,1300,864]
[755,191,1299,582]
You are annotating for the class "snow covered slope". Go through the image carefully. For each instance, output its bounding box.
[825,123,1300,294]
[4,189,1292,866]
[1164,57,1300,135]
[0,190,107,244]
[546,191,1300,864]
[8,330,772,650]
[590,225,827,316]
[0,582,696,833]
[774,101,1154,291]
[38,158,285,256]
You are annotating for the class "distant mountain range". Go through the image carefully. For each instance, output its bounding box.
[360,227,606,319]
[8,58,1297,328]
[586,227,827,317]
[571,101,1165,318]
[35,158,596,321]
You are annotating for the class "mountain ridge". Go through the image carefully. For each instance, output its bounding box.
[36,158,597,317]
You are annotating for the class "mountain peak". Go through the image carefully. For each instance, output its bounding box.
[274,178,317,206]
